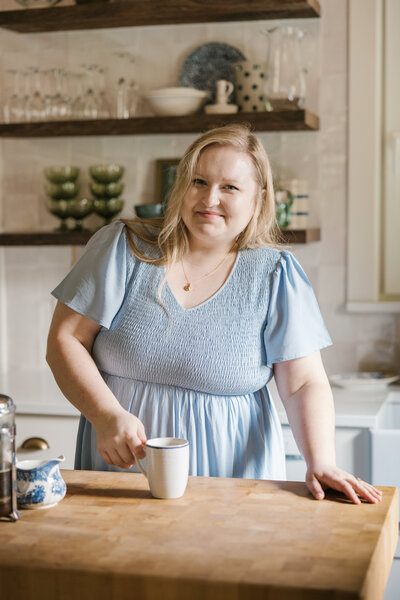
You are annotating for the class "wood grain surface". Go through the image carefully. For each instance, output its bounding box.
[0,228,320,247]
[0,1,321,34]
[0,470,397,600]
[0,111,319,138]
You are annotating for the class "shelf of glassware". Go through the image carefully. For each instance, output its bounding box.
[0,110,319,138]
[0,228,321,246]
[0,1,321,34]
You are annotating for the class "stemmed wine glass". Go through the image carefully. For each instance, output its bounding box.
[25,67,46,122]
[3,69,25,123]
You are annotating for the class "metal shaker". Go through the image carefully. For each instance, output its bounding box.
[0,394,19,521]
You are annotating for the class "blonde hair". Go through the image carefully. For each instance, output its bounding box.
[122,123,283,303]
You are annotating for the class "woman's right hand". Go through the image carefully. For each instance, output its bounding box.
[94,408,147,469]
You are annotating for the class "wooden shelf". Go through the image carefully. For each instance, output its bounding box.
[0,110,319,138]
[0,230,93,246]
[0,228,320,246]
[0,1,321,34]
[280,227,321,244]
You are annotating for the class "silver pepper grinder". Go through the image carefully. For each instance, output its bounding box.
[0,394,19,521]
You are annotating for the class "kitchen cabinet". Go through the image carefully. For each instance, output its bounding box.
[16,414,80,470]
[384,536,400,600]
[283,425,370,482]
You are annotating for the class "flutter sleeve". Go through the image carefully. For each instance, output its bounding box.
[51,221,128,329]
[264,250,332,367]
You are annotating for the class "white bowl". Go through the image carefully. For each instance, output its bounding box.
[144,87,209,116]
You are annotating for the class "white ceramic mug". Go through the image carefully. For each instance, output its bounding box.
[135,437,189,499]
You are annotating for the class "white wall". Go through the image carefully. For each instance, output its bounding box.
[0,0,399,381]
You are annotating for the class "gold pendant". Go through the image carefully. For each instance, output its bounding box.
[183,282,192,292]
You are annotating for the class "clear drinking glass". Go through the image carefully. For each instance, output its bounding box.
[81,64,99,120]
[94,65,111,119]
[113,52,136,119]
[70,72,86,120]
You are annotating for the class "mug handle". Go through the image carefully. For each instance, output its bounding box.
[135,454,147,478]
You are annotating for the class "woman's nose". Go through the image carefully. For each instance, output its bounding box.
[203,185,220,206]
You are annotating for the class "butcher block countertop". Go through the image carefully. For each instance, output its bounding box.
[0,471,398,600]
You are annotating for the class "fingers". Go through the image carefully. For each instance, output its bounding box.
[338,480,362,504]
[353,477,383,504]
[96,412,148,468]
[307,466,384,505]
[128,419,147,459]
[100,446,135,469]
[127,436,146,460]
[306,475,325,500]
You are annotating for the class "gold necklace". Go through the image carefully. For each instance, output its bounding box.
[181,251,233,292]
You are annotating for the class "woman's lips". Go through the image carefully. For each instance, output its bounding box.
[197,211,224,219]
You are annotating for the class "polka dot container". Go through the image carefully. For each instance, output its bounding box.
[232,61,269,112]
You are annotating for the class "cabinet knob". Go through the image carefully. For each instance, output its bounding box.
[21,437,50,451]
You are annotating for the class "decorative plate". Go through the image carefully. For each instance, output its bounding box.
[179,42,246,103]
[329,372,400,390]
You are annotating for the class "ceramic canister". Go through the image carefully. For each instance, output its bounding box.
[231,61,269,112]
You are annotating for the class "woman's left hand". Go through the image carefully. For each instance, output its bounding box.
[306,464,383,504]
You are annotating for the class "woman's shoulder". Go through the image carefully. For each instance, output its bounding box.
[242,245,290,272]
[92,219,161,261]
[124,220,162,259]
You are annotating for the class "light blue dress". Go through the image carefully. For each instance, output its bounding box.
[52,221,332,480]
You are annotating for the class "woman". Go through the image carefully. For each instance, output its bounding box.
[47,124,381,505]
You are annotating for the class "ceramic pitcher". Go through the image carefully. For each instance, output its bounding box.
[262,25,306,109]
[16,455,66,510]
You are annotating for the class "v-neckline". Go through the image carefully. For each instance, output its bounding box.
[164,251,241,312]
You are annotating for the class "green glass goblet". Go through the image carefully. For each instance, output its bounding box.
[45,181,80,200]
[90,181,124,198]
[93,197,124,225]
[47,198,71,231]
[89,164,124,183]
[44,166,79,184]
[67,197,94,231]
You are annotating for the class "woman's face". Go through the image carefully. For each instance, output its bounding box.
[180,144,259,249]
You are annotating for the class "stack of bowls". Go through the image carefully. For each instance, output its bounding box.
[89,164,125,225]
[44,167,93,231]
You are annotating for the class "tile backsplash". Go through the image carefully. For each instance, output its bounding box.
[0,0,399,380]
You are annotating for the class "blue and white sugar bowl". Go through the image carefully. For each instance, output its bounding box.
[16,455,66,510]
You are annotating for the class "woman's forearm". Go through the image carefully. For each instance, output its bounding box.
[282,380,336,468]
[47,303,146,467]
[46,335,123,428]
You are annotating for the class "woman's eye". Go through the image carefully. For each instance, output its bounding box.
[224,184,238,191]
[193,178,206,186]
